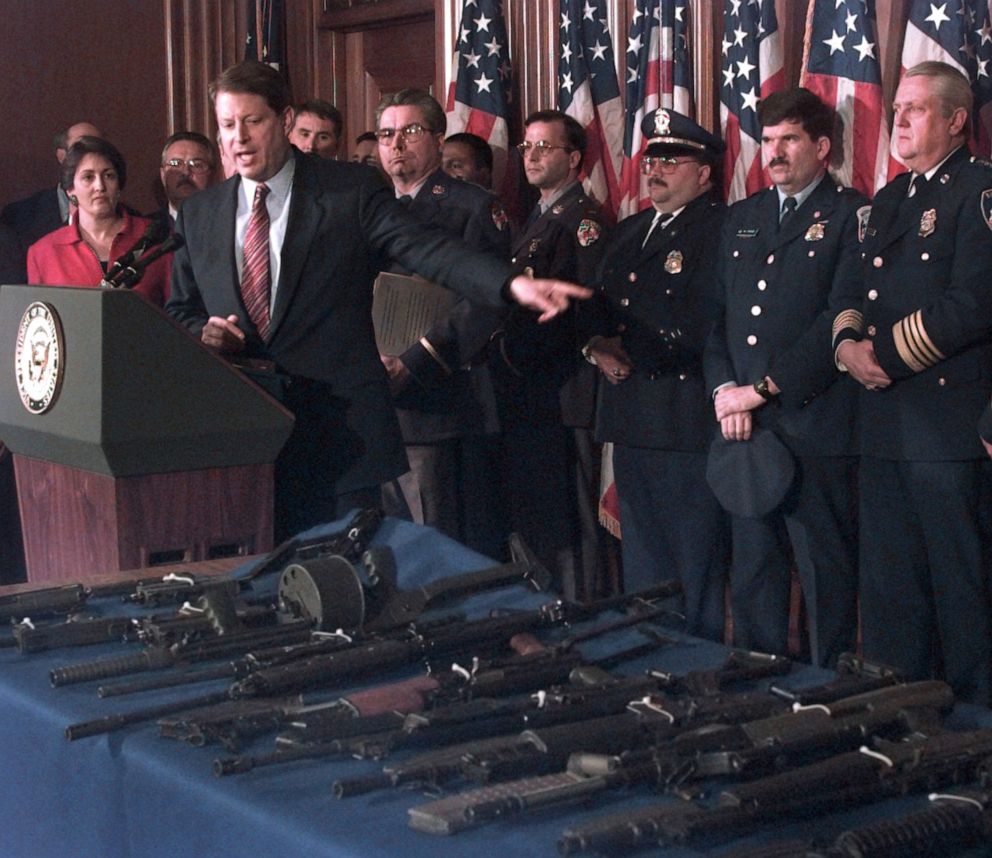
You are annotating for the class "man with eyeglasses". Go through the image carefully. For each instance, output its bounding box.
[584,108,728,638]
[153,131,216,228]
[703,88,865,667]
[489,109,608,599]
[373,88,510,558]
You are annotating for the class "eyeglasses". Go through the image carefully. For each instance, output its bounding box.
[163,157,212,174]
[374,123,432,142]
[641,156,699,174]
[516,140,574,157]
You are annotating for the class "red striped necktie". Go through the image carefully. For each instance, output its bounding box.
[241,182,271,340]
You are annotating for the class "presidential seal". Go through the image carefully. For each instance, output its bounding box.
[15,302,64,415]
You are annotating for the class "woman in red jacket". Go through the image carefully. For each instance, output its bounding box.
[26,137,171,307]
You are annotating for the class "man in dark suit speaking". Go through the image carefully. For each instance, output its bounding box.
[166,61,588,540]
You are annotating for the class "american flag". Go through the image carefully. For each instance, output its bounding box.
[245,0,284,70]
[445,0,513,184]
[558,0,624,220]
[618,0,694,220]
[721,0,785,202]
[896,0,992,165]
[800,0,889,196]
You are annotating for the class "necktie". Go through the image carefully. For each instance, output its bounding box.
[642,211,671,248]
[241,183,271,340]
[907,174,926,198]
[397,194,413,207]
[778,195,797,229]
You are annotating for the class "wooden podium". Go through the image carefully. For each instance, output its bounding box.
[0,285,294,583]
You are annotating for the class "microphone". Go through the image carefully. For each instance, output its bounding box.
[108,234,185,291]
[101,219,171,288]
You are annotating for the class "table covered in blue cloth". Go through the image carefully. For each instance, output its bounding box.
[1,515,989,858]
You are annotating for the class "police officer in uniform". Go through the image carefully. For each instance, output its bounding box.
[834,62,992,704]
[491,110,608,598]
[704,88,864,667]
[585,108,728,639]
[375,89,511,557]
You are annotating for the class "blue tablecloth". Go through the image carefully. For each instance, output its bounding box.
[0,516,988,858]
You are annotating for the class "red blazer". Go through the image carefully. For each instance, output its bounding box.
[26,210,171,307]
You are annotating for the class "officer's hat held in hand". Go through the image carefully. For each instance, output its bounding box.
[642,108,724,164]
[706,428,795,518]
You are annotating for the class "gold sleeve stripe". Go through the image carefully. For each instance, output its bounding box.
[892,311,945,373]
[832,309,863,339]
[419,337,453,375]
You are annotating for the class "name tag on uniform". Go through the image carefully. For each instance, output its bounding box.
[736,228,759,239]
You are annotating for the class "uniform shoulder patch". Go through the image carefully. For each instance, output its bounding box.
[982,189,992,232]
[576,218,602,247]
[491,200,509,231]
[856,205,872,243]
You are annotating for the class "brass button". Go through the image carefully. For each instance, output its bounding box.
[511,257,517,263]
[747,334,758,346]
[733,250,740,258]
[678,373,687,381]
[921,252,930,261]
[868,289,878,301]
[665,288,674,296]
[658,328,667,336]
[751,305,762,316]
[867,325,876,336]
[766,254,775,264]
[757,279,767,291]
[873,256,883,268]
[619,298,629,307]
[938,377,947,386]
[808,250,815,258]
[628,272,637,282]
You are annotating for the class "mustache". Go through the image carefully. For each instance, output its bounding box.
[769,156,790,168]
[648,177,666,187]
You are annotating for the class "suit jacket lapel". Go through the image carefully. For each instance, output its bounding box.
[205,178,242,310]
[269,154,324,339]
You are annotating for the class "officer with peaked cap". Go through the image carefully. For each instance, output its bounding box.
[703,88,864,668]
[585,107,729,639]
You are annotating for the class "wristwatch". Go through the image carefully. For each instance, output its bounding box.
[753,377,773,400]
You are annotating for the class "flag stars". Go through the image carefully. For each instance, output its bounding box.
[978,22,992,46]
[561,71,574,94]
[590,40,608,61]
[561,11,571,32]
[734,25,747,46]
[737,55,756,79]
[675,4,685,22]
[627,65,638,84]
[824,28,846,54]
[724,66,737,87]
[853,35,876,61]
[741,87,759,112]
[925,3,950,31]
[978,57,989,78]
[475,73,493,93]
[583,1,596,22]
[484,36,502,57]
[628,33,643,54]
[463,49,481,69]
[561,42,573,62]
[475,12,491,33]
[845,10,858,33]
[730,0,741,17]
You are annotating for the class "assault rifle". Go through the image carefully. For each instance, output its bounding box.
[405,680,953,835]
[57,528,551,693]
[11,508,384,658]
[208,634,677,767]
[64,581,682,741]
[721,789,992,857]
[555,727,992,854]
